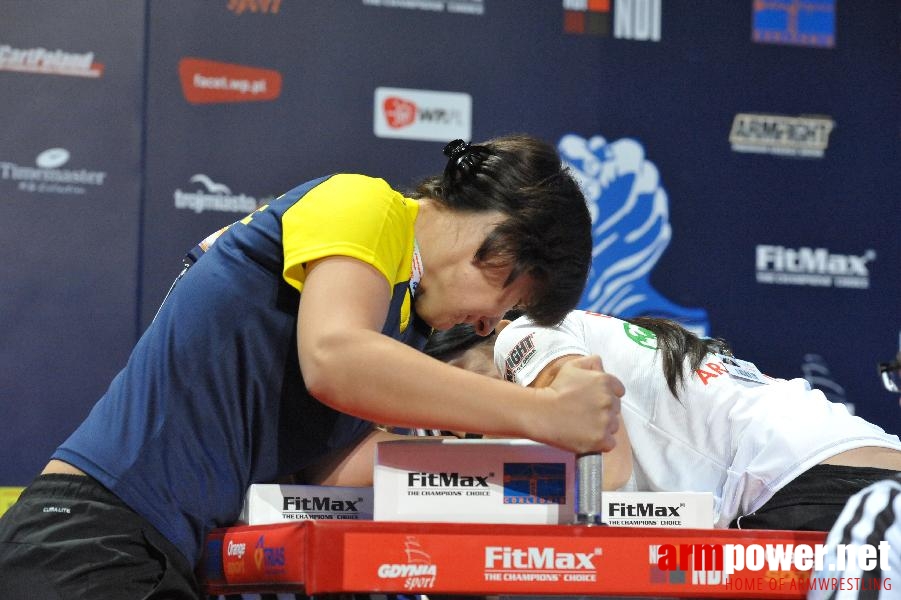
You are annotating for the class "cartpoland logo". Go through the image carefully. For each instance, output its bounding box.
[0,44,104,78]
[178,57,282,104]
[374,87,471,142]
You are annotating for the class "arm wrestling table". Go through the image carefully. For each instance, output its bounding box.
[200,519,828,598]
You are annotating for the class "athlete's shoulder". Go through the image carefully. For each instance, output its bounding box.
[317,173,400,198]
[565,310,626,334]
[274,174,399,204]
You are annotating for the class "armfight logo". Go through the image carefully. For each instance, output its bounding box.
[1,148,107,195]
[729,113,835,158]
[0,44,104,78]
[756,245,875,289]
[374,87,471,142]
[502,333,536,383]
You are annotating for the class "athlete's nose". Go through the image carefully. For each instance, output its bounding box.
[474,316,501,336]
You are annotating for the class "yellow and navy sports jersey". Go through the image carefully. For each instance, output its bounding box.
[53,174,430,567]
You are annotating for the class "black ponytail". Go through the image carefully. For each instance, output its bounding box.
[626,317,731,399]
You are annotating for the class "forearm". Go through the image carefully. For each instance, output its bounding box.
[304,328,537,438]
[601,416,633,490]
[296,257,621,455]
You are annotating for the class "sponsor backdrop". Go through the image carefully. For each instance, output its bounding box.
[1,0,898,485]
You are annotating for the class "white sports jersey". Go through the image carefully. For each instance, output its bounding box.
[494,310,901,528]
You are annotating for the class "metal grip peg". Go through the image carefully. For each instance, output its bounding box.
[574,452,604,526]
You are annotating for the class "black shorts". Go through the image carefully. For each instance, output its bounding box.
[0,474,200,600]
[730,464,901,531]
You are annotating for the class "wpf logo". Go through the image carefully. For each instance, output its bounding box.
[558,134,709,336]
[373,87,471,142]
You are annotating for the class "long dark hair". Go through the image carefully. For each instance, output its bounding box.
[427,315,731,399]
[626,317,731,398]
[423,322,487,362]
[413,135,591,327]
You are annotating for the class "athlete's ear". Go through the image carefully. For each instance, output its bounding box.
[494,319,512,335]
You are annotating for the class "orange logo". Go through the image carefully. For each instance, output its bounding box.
[178,57,282,104]
[227,0,282,14]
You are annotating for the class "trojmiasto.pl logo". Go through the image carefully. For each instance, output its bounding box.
[173,174,267,214]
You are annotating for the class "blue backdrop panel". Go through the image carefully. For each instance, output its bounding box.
[0,1,146,483]
[138,0,608,325]
[1,0,898,486]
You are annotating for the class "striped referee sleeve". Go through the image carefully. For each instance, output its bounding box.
[809,474,901,600]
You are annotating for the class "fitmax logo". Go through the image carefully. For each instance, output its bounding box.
[283,496,362,512]
[408,472,489,487]
[608,502,681,517]
[485,546,598,570]
[756,245,875,289]
[757,246,873,276]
